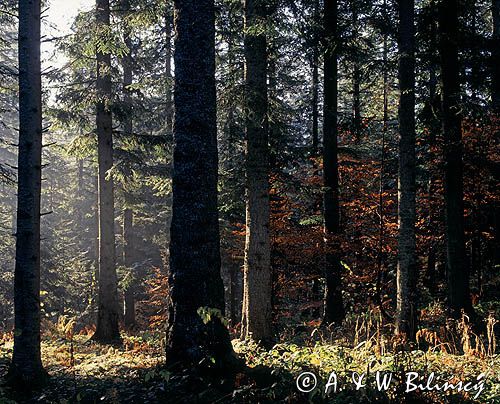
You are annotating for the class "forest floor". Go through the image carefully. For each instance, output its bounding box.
[0,317,499,403]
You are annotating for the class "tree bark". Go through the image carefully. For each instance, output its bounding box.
[77,158,84,229]
[121,1,136,330]
[165,3,173,132]
[240,0,273,344]
[92,0,121,344]
[229,263,241,325]
[8,0,48,388]
[376,0,388,311]
[311,0,320,157]
[166,0,234,367]
[439,0,474,318]
[423,1,442,296]
[492,0,500,109]
[352,2,361,143]
[322,0,345,326]
[396,0,418,340]
[123,208,135,328]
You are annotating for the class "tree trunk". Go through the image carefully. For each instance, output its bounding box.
[77,158,84,228]
[353,63,361,142]
[311,0,320,157]
[229,264,241,325]
[312,55,319,155]
[492,0,500,109]
[92,0,121,344]
[165,3,173,132]
[423,3,442,296]
[268,48,278,170]
[439,0,474,318]
[166,0,234,367]
[121,1,136,330]
[352,2,361,143]
[376,1,388,310]
[8,0,47,388]
[123,208,135,328]
[396,0,417,340]
[322,0,345,326]
[240,0,273,344]
[165,4,174,241]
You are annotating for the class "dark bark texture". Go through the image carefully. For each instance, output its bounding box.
[322,0,345,325]
[492,0,500,109]
[241,0,273,343]
[166,0,234,367]
[8,0,47,388]
[439,0,473,317]
[92,0,121,344]
[396,0,418,340]
[311,0,320,156]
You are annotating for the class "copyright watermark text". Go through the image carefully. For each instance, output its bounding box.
[296,370,486,399]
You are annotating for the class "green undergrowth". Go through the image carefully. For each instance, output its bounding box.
[0,326,498,403]
[233,338,499,403]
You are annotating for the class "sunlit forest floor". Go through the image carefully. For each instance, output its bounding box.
[1,311,499,404]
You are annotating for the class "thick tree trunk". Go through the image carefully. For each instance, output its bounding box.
[322,0,345,326]
[166,0,234,367]
[240,0,273,344]
[492,0,500,109]
[439,0,474,318]
[396,0,417,340]
[8,0,47,388]
[92,0,121,344]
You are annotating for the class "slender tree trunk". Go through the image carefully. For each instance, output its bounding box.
[311,0,320,157]
[92,0,121,343]
[121,0,136,330]
[229,264,241,325]
[123,208,135,328]
[376,7,388,309]
[165,4,174,243]
[8,0,47,387]
[492,0,500,109]
[77,158,84,228]
[165,3,173,132]
[396,0,417,340]
[353,64,361,142]
[322,0,345,325]
[439,0,474,318]
[312,56,319,154]
[424,3,442,296]
[268,50,279,170]
[166,0,234,367]
[240,0,273,344]
[91,172,99,319]
[491,0,500,279]
[352,3,361,143]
